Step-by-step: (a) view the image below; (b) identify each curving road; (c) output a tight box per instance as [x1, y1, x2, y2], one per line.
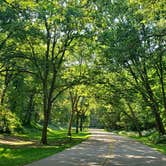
[25, 129, 166, 166]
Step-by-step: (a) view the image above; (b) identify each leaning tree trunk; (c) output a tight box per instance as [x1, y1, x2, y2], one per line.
[127, 58, 165, 135]
[145, 85, 165, 135]
[146, 82, 165, 135]
[155, 53, 166, 115]
[142, 64, 165, 135]
[127, 103, 142, 137]
[151, 102, 165, 135]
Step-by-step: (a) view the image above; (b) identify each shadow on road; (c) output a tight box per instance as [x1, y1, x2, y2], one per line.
[25, 129, 166, 166]
[107, 134, 166, 166]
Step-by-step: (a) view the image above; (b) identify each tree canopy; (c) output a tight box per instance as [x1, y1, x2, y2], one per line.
[0, 0, 166, 144]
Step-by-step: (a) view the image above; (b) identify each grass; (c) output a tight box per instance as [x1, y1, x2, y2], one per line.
[115, 130, 166, 155]
[0, 126, 90, 166]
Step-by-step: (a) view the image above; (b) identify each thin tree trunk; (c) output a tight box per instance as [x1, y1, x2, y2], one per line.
[24, 92, 35, 126]
[0, 70, 12, 105]
[146, 84, 165, 134]
[128, 61, 165, 135]
[68, 110, 74, 137]
[140, 27, 165, 134]
[155, 53, 166, 114]
[127, 103, 142, 137]
[76, 111, 79, 134]
[0, 87, 7, 105]
[68, 91, 80, 137]
[80, 116, 83, 132]
[142, 69, 165, 135]
[151, 102, 165, 135]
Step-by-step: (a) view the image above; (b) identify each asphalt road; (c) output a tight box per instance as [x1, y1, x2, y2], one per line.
[25, 129, 166, 166]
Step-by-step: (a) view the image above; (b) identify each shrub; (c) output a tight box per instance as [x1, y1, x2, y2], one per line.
[142, 129, 156, 137]
[148, 132, 166, 144]
[0, 106, 22, 133]
[157, 135, 166, 144]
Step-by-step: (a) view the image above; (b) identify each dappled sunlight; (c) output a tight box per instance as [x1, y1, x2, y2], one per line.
[125, 155, 157, 159]
[23, 129, 166, 166]
[25, 129, 113, 166]
[0, 135, 35, 146]
[107, 134, 166, 166]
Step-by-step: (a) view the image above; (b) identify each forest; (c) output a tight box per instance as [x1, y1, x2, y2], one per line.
[0, 0, 166, 165]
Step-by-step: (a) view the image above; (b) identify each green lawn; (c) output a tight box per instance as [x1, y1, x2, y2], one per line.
[0, 127, 90, 166]
[116, 131, 166, 155]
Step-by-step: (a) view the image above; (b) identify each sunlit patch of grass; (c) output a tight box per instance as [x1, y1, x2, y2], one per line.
[0, 135, 35, 146]
[0, 146, 64, 166]
[0, 127, 90, 166]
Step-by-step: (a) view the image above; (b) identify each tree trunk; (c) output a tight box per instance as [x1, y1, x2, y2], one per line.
[0, 70, 12, 105]
[68, 110, 74, 137]
[127, 59, 165, 135]
[41, 87, 53, 144]
[40, 17, 50, 145]
[41, 83, 49, 144]
[0, 87, 7, 105]
[160, 77, 166, 114]
[156, 53, 166, 114]
[68, 91, 80, 137]
[145, 78, 165, 134]
[24, 92, 35, 126]
[80, 116, 83, 132]
[41, 111, 49, 144]
[76, 112, 79, 134]
[151, 102, 165, 135]
[34, 112, 39, 123]
[127, 103, 142, 137]
[141, 64, 165, 135]
[144, 78, 165, 135]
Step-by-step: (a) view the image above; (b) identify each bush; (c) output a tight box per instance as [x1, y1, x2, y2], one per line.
[157, 135, 166, 144]
[148, 132, 159, 144]
[142, 129, 156, 137]
[0, 107, 22, 133]
[148, 132, 166, 144]
[118, 131, 127, 135]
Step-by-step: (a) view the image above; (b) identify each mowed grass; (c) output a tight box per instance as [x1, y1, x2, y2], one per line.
[116, 131, 166, 155]
[0, 126, 90, 166]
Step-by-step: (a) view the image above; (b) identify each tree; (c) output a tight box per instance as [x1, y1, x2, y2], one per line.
[0, 0, 95, 143]
[68, 89, 80, 137]
[96, 0, 166, 135]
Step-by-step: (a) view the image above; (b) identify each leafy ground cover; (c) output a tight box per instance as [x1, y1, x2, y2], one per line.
[0, 126, 90, 166]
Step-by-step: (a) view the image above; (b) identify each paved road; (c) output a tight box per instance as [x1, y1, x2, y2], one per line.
[25, 129, 166, 166]
[106, 134, 166, 166]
